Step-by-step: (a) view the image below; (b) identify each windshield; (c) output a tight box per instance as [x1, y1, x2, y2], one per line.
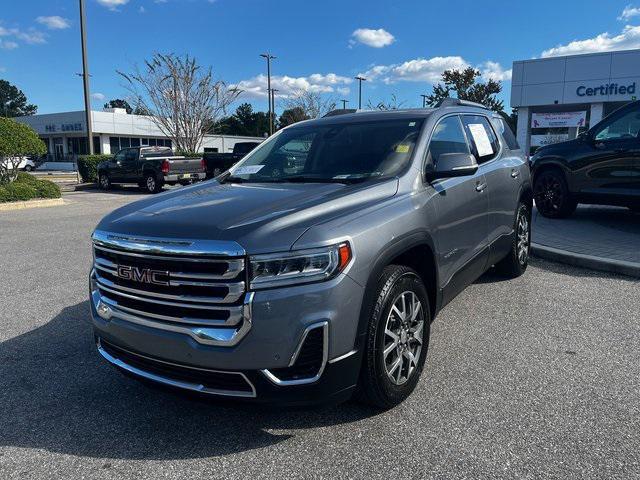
[226, 118, 424, 183]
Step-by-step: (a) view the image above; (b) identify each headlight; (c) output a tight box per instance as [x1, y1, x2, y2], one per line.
[249, 242, 352, 290]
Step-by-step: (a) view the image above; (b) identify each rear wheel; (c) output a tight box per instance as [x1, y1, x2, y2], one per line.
[24, 165, 33, 172]
[495, 202, 530, 278]
[533, 169, 577, 218]
[357, 265, 430, 409]
[143, 173, 162, 194]
[98, 173, 111, 190]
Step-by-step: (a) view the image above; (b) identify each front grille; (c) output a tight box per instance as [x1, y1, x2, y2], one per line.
[91, 231, 250, 346]
[100, 339, 255, 396]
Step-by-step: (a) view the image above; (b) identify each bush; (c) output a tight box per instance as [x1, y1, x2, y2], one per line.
[0, 118, 47, 184]
[0, 173, 61, 203]
[77, 154, 112, 183]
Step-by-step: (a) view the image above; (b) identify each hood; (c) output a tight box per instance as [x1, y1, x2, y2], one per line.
[96, 179, 399, 254]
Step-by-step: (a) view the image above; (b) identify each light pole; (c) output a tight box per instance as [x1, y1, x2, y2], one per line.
[420, 94, 428, 108]
[79, 0, 93, 158]
[354, 76, 366, 109]
[260, 53, 276, 135]
[341, 99, 349, 109]
[271, 88, 279, 129]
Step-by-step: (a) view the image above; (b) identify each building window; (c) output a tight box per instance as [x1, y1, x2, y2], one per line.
[110, 137, 120, 153]
[130, 138, 141, 147]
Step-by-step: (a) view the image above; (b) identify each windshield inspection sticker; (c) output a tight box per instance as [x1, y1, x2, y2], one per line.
[233, 165, 264, 175]
[395, 144, 411, 153]
[467, 124, 494, 157]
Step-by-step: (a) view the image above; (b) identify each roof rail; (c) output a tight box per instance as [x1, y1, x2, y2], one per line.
[438, 98, 487, 109]
[323, 109, 357, 118]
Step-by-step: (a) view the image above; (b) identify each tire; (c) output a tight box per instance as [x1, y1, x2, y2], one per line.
[495, 202, 531, 278]
[98, 173, 111, 190]
[143, 173, 162, 194]
[24, 165, 33, 172]
[357, 265, 431, 409]
[533, 169, 577, 218]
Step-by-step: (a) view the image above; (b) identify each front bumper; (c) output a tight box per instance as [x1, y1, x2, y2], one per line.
[163, 172, 205, 182]
[90, 272, 365, 404]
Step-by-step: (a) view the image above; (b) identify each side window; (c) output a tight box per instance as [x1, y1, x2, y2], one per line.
[594, 108, 640, 141]
[113, 150, 126, 163]
[124, 149, 138, 162]
[461, 115, 500, 163]
[426, 116, 470, 166]
[496, 117, 520, 150]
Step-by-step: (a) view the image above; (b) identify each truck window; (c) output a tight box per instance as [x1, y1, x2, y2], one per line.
[426, 116, 470, 166]
[496, 118, 520, 150]
[460, 115, 500, 163]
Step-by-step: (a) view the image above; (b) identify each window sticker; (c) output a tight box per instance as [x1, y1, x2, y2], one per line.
[233, 165, 264, 175]
[408, 122, 416, 127]
[395, 144, 410, 153]
[468, 124, 494, 157]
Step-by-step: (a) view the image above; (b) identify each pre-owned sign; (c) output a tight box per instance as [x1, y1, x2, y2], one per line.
[531, 112, 586, 128]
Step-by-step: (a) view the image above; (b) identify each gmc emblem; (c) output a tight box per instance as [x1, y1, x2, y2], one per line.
[116, 265, 169, 286]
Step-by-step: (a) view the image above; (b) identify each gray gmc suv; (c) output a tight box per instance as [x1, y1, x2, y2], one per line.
[89, 99, 531, 408]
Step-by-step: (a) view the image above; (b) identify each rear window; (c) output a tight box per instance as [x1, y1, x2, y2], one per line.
[496, 117, 520, 150]
[460, 115, 500, 163]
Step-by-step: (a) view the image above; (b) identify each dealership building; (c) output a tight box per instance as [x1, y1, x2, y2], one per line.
[16, 108, 263, 160]
[511, 48, 640, 154]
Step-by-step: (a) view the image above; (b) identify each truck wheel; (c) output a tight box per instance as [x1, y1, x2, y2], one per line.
[98, 173, 111, 190]
[24, 165, 33, 172]
[533, 169, 577, 218]
[143, 173, 162, 194]
[495, 202, 530, 278]
[357, 265, 430, 409]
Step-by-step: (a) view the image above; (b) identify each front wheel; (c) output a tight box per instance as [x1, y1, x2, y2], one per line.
[357, 265, 430, 409]
[143, 173, 162, 194]
[24, 165, 33, 172]
[495, 202, 531, 278]
[533, 169, 577, 218]
[98, 173, 111, 190]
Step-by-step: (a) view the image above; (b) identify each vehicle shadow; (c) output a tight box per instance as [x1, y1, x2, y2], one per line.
[0, 301, 376, 461]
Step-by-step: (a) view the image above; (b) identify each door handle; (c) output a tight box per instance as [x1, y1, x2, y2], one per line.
[475, 182, 487, 192]
[511, 169, 520, 178]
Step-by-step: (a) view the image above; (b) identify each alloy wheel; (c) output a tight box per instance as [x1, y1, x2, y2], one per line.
[146, 176, 156, 192]
[517, 211, 530, 266]
[534, 174, 563, 214]
[100, 175, 109, 189]
[383, 291, 424, 386]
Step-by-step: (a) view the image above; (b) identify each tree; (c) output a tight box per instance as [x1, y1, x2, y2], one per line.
[425, 67, 504, 112]
[104, 98, 133, 114]
[118, 53, 241, 153]
[367, 94, 406, 111]
[0, 118, 46, 183]
[278, 107, 309, 128]
[0, 80, 37, 117]
[282, 90, 336, 119]
[214, 103, 269, 137]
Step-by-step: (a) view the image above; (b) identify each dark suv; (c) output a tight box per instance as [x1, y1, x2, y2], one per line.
[90, 99, 531, 408]
[531, 101, 640, 218]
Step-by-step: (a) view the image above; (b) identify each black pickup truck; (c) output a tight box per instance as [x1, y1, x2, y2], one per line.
[97, 146, 206, 193]
[203, 141, 261, 178]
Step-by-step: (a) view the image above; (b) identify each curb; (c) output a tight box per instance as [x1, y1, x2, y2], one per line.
[531, 243, 640, 279]
[0, 198, 66, 212]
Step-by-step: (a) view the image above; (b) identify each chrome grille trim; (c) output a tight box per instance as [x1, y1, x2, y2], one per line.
[94, 271, 245, 304]
[91, 230, 250, 346]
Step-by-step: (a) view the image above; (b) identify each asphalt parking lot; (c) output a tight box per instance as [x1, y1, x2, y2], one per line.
[1, 190, 639, 480]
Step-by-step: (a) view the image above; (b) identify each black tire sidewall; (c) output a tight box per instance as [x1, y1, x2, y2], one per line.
[361, 266, 431, 408]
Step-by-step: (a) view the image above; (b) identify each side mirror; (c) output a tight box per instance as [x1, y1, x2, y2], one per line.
[427, 153, 478, 181]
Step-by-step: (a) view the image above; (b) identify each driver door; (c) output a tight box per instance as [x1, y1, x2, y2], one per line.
[580, 105, 640, 199]
[110, 150, 127, 182]
[425, 115, 489, 304]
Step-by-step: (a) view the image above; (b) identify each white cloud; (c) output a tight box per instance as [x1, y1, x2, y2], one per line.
[232, 73, 353, 99]
[97, 0, 130, 11]
[350, 28, 395, 48]
[91, 93, 106, 101]
[361, 56, 469, 84]
[619, 5, 640, 20]
[0, 39, 19, 50]
[36, 16, 70, 30]
[479, 61, 512, 81]
[0, 25, 46, 46]
[139, 6, 146, 13]
[541, 25, 640, 57]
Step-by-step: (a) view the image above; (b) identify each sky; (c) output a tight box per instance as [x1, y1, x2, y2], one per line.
[2, 0, 640, 115]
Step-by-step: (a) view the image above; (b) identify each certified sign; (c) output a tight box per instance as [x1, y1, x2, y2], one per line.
[531, 112, 586, 129]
